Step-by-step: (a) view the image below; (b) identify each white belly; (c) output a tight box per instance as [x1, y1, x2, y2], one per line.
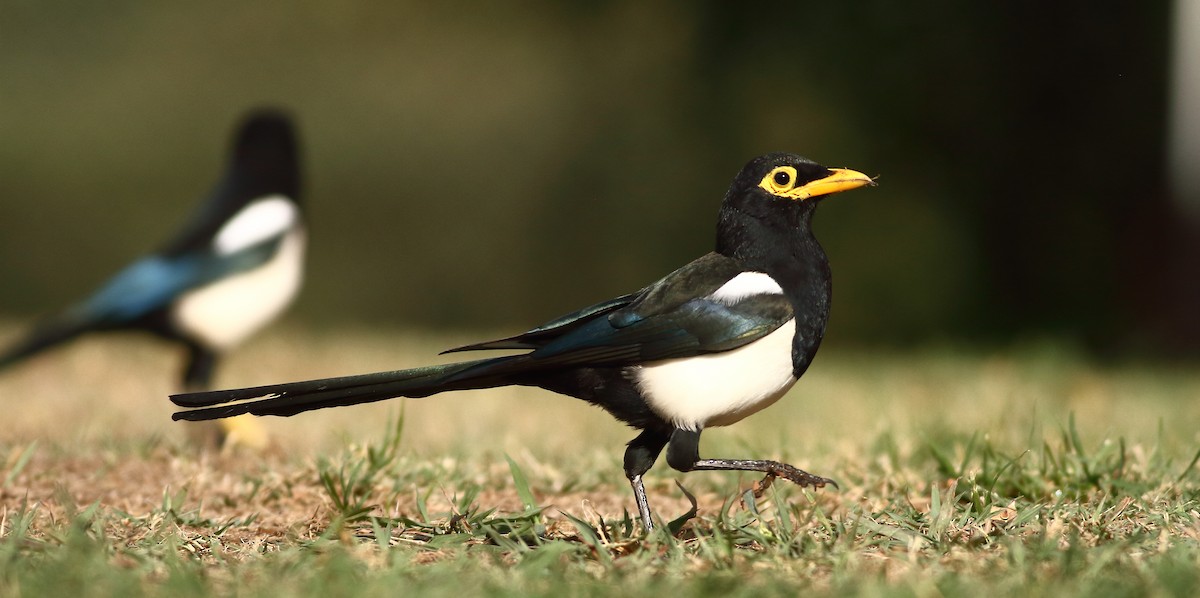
[632, 319, 797, 430]
[172, 228, 305, 350]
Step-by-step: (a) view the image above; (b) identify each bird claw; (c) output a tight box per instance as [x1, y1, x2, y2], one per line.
[768, 463, 838, 491]
[751, 472, 776, 498]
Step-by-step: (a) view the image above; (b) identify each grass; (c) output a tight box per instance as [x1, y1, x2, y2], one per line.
[2, 324, 1200, 596]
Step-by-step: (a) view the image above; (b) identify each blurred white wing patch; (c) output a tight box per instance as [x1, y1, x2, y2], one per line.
[174, 228, 305, 349]
[214, 195, 298, 255]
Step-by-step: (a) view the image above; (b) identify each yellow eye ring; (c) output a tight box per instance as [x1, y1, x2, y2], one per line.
[759, 166, 798, 195]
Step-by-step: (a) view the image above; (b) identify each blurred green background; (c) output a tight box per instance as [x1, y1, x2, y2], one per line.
[1, 1, 1193, 353]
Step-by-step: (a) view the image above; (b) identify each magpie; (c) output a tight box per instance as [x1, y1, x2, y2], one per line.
[170, 153, 872, 529]
[1, 109, 305, 447]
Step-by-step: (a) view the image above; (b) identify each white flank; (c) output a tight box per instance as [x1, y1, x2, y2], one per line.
[213, 195, 298, 255]
[709, 271, 783, 304]
[633, 319, 797, 430]
[173, 228, 305, 349]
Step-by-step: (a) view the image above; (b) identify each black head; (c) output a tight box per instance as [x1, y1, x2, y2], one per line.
[722, 153, 872, 218]
[716, 153, 873, 260]
[228, 108, 301, 204]
[157, 108, 303, 257]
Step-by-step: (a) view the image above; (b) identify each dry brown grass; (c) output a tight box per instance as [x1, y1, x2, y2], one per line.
[3, 320, 1198, 512]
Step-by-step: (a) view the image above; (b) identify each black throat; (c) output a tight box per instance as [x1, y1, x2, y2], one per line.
[715, 199, 831, 377]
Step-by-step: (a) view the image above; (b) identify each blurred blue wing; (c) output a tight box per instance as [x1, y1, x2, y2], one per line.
[77, 236, 280, 325]
[78, 256, 204, 322]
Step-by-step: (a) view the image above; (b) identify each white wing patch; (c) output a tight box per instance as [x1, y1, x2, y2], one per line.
[709, 271, 784, 304]
[214, 195, 298, 255]
[633, 319, 797, 430]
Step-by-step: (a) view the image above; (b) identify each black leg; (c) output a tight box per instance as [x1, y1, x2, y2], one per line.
[666, 428, 701, 472]
[623, 428, 670, 531]
[180, 344, 271, 450]
[666, 427, 837, 490]
[183, 343, 218, 391]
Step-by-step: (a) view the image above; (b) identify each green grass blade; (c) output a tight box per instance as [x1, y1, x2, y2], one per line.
[504, 454, 538, 513]
[667, 480, 699, 535]
[560, 511, 611, 564]
[3, 441, 38, 489]
[1176, 445, 1200, 483]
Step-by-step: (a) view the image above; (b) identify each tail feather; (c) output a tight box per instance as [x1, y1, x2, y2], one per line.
[169, 362, 473, 407]
[170, 357, 515, 421]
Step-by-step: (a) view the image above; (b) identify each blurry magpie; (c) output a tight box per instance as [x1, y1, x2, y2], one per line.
[171, 153, 872, 529]
[1, 109, 304, 446]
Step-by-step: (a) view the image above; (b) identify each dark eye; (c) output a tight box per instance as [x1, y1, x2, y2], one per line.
[773, 171, 791, 186]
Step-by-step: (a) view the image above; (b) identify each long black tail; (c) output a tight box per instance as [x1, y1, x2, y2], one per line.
[170, 356, 521, 421]
[0, 313, 96, 371]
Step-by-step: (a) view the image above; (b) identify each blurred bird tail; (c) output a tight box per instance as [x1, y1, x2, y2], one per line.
[0, 313, 96, 371]
[170, 357, 519, 421]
